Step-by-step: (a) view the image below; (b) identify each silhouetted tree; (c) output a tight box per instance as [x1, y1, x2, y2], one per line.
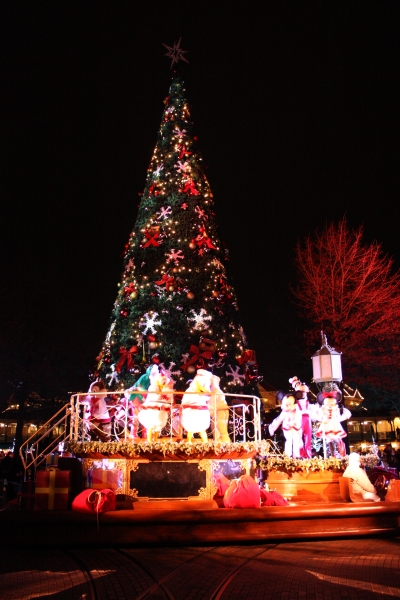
[293, 218, 400, 391]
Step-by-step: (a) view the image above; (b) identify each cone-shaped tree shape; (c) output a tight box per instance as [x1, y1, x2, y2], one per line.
[96, 74, 259, 397]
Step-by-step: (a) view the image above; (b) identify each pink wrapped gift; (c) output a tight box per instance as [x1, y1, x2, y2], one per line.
[87, 469, 123, 491]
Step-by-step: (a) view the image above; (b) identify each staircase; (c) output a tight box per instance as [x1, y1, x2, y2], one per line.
[19, 401, 72, 476]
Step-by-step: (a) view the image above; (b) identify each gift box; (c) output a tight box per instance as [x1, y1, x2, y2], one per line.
[46, 452, 59, 470]
[34, 470, 71, 510]
[87, 468, 123, 491]
[58, 457, 83, 499]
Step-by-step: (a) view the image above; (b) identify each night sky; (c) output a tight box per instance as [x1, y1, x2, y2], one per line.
[1, 2, 399, 400]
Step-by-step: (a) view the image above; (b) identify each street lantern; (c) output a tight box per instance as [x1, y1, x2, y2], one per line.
[311, 332, 342, 388]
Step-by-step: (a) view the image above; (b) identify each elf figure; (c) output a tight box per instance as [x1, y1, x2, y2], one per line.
[138, 365, 174, 442]
[315, 390, 351, 457]
[268, 394, 303, 457]
[181, 368, 213, 443]
[124, 365, 156, 439]
[209, 374, 230, 443]
[85, 379, 111, 441]
[289, 376, 316, 459]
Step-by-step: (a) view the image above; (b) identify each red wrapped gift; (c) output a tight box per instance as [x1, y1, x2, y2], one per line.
[87, 469, 123, 491]
[34, 470, 71, 510]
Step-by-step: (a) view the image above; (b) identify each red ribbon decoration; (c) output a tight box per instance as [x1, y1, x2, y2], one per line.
[180, 344, 213, 372]
[179, 146, 192, 159]
[155, 274, 175, 288]
[143, 230, 161, 247]
[192, 225, 217, 250]
[182, 179, 199, 196]
[116, 345, 139, 373]
[237, 349, 257, 365]
[124, 283, 136, 296]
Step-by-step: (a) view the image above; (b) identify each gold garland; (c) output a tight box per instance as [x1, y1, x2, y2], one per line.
[68, 439, 271, 458]
[258, 454, 379, 474]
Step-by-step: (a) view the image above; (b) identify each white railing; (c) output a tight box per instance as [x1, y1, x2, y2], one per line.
[19, 403, 72, 475]
[69, 390, 262, 443]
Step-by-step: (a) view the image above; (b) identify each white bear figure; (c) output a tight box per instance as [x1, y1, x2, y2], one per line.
[343, 452, 381, 502]
[138, 365, 174, 442]
[209, 374, 230, 443]
[268, 394, 303, 457]
[181, 368, 213, 443]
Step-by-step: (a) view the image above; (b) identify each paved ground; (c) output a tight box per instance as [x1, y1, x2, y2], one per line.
[1, 536, 400, 599]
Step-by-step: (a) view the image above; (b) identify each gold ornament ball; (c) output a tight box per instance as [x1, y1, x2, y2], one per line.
[149, 341, 158, 350]
[168, 285, 175, 292]
[187, 365, 196, 374]
[187, 292, 195, 300]
[130, 291, 137, 299]
[189, 242, 196, 250]
[172, 267, 179, 273]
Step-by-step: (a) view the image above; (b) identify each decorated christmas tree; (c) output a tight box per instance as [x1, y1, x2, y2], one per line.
[95, 69, 260, 399]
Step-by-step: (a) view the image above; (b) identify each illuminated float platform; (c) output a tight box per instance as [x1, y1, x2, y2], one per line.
[6, 441, 399, 548]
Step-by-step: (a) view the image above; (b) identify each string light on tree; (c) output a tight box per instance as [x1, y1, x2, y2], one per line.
[94, 46, 260, 395]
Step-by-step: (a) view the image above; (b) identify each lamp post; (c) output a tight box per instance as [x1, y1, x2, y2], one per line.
[311, 332, 342, 392]
[312, 332, 343, 458]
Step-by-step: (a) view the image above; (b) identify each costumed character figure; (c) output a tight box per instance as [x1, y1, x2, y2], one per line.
[268, 394, 303, 457]
[289, 376, 317, 459]
[343, 452, 381, 502]
[85, 379, 111, 441]
[181, 368, 213, 443]
[124, 365, 155, 439]
[315, 390, 351, 457]
[209, 374, 230, 443]
[137, 365, 174, 442]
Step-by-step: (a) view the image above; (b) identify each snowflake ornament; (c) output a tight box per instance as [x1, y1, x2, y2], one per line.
[174, 127, 187, 139]
[106, 364, 119, 387]
[157, 206, 172, 220]
[165, 248, 184, 265]
[195, 205, 208, 220]
[124, 258, 135, 274]
[188, 308, 212, 331]
[176, 160, 190, 173]
[211, 258, 224, 271]
[139, 312, 162, 335]
[238, 326, 247, 346]
[159, 361, 181, 379]
[225, 365, 246, 387]
[214, 357, 226, 369]
[154, 165, 163, 177]
[181, 352, 190, 365]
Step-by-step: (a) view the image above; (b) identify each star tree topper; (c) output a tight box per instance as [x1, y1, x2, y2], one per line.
[163, 38, 189, 68]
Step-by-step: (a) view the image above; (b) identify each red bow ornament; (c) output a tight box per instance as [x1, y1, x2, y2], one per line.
[143, 230, 161, 247]
[155, 274, 175, 288]
[182, 179, 199, 196]
[116, 345, 139, 373]
[124, 283, 137, 296]
[180, 344, 213, 372]
[192, 225, 217, 250]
